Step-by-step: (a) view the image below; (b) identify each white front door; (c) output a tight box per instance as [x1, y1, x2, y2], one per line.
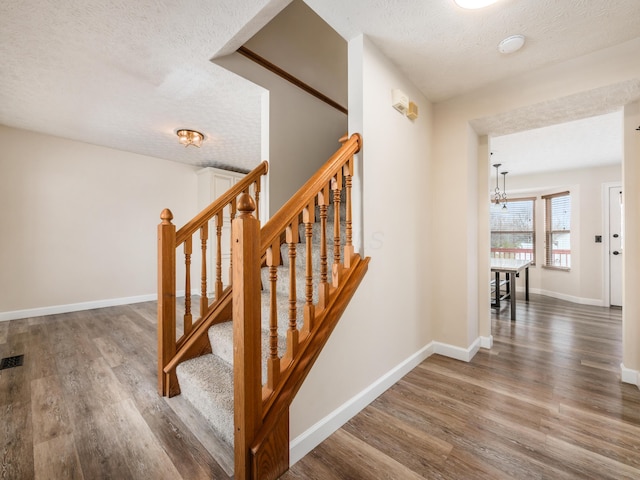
[609, 186, 623, 307]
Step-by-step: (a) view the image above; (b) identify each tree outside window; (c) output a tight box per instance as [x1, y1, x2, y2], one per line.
[490, 198, 535, 264]
[543, 191, 571, 269]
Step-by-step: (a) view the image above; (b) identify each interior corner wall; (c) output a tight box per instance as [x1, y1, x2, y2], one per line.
[623, 100, 640, 373]
[289, 33, 434, 447]
[213, 53, 348, 216]
[0, 125, 199, 316]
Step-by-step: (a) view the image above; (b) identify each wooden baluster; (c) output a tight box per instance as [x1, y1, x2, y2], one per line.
[157, 209, 176, 396]
[215, 212, 223, 299]
[318, 187, 330, 310]
[229, 200, 237, 286]
[302, 201, 315, 334]
[183, 237, 192, 335]
[200, 224, 208, 318]
[331, 171, 343, 286]
[232, 194, 262, 480]
[343, 158, 354, 268]
[254, 179, 261, 222]
[266, 243, 280, 390]
[286, 222, 299, 358]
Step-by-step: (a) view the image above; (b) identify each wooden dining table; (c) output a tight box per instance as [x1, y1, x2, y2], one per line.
[490, 258, 532, 321]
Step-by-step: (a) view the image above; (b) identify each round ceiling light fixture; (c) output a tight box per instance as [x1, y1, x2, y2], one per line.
[454, 0, 500, 9]
[498, 34, 526, 54]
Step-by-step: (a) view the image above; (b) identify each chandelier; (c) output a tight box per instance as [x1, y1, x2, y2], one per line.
[492, 162, 508, 210]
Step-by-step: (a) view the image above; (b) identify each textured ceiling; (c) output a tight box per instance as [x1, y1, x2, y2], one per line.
[0, 0, 290, 170]
[305, 0, 640, 102]
[491, 111, 623, 177]
[1, 0, 640, 171]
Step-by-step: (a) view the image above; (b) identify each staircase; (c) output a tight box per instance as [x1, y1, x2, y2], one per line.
[157, 134, 368, 479]
[175, 193, 345, 455]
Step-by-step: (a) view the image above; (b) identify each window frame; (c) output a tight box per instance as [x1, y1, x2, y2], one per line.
[490, 196, 536, 265]
[542, 191, 571, 270]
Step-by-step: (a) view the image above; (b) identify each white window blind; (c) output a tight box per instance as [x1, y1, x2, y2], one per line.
[490, 198, 536, 264]
[543, 191, 571, 269]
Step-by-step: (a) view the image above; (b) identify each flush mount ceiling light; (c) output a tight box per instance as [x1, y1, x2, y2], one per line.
[454, 0, 500, 9]
[498, 34, 526, 54]
[176, 129, 204, 148]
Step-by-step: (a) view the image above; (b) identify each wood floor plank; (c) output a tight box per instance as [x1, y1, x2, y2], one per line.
[287, 294, 640, 479]
[0, 400, 34, 479]
[4, 293, 640, 479]
[33, 434, 84, 480]
[31, 375, 73, 444]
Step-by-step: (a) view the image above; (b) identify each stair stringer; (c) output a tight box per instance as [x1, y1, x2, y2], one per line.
[250, 253, 370, 479]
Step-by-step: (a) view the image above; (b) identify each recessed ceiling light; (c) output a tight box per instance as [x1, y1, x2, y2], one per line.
[498, 34, 526, 54]
[454, 0, 500, 9]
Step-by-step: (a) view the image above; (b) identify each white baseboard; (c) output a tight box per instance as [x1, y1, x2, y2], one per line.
[530, 288, 604, 307]
[480, 335, 493, 349]
[0, 293, 157, 322]
[620, 363, 639, 388]
[432, 338, 481, 362]
[290, 337, 484, 464]
[289, 341, 435, 465]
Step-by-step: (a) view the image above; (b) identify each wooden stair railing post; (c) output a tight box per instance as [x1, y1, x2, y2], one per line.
[233, 193, 263, 480]
[184, 237, 193, 334]
[343, 158, 354, 268]
[317, 186, 330, 310]
[266, 242, 281, 391]
[158, 209, 177, 396]
[302, 201, 316, 334]
[285, 222, 299, 359]
[331, 173, 343, 286]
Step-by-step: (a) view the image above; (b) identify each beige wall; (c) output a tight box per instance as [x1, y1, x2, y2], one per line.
[0, 125, 198, 316]
[503, 165, 621, 304]
[290, 35, 434, 441]
[432, 38, 640, 347]
[215, 2, 348, 216]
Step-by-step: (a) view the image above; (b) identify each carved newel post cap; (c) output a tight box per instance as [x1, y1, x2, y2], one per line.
[237, 193, 256, 215]
[160, 208, 174, 225]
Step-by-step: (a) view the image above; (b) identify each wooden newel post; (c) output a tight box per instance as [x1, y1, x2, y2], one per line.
[158, 208, 177, 396]
[233, 193, 263, 480]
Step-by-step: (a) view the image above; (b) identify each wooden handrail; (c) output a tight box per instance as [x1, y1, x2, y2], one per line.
[260, 133, 361, 252]
[158, 160, 269, 397]
[158, 133, 368, 479]
[176, 161, 268, 245]
[232, 133, 367, 479]
[237, 46, 348, 116]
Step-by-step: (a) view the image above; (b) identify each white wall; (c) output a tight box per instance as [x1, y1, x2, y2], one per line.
[0, 125, 198, 318]
[289, 34, 434, 460]
[502, 165, 621, 305]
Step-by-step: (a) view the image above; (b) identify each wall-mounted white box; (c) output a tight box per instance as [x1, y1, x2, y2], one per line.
[391, 89, 409, 114]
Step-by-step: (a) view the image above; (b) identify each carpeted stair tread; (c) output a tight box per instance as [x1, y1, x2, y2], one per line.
[208, 320, 288, 385]
[176, 353, 234, 447]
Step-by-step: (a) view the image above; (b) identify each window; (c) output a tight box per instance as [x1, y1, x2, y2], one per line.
[490, 197, 535, 264]
[543, 191, 571, 269]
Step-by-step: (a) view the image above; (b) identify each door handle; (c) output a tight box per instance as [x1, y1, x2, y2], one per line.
[613, 251, 621, 255]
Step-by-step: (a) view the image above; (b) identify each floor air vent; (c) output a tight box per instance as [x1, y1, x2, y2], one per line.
[0, 355, 24, 370]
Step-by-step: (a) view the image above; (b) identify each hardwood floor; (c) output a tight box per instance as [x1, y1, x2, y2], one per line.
[284, 294, 640, 479]
[2, 295, 638, 479]
[0, 302, 231, 480]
